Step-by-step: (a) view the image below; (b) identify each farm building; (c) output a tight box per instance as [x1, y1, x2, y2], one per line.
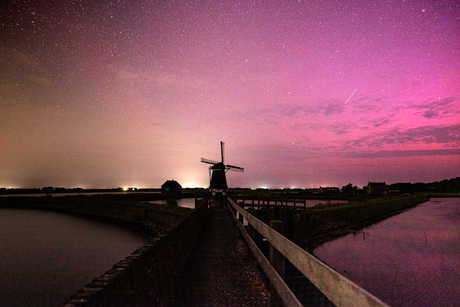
[367, 182, 389, 195]
[319, 186, 341, 194]
[161, 180, 182, 195]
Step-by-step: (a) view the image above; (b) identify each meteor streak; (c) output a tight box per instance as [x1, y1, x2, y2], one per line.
[345, 88, 358, 104]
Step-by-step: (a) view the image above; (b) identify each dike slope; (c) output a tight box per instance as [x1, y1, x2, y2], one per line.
[0, 194, 192, 238]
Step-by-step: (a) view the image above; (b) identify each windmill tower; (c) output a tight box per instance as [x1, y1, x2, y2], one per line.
[201, 141, 244, 196]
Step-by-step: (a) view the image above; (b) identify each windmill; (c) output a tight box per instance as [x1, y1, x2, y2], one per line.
[201, 141, 244, 196]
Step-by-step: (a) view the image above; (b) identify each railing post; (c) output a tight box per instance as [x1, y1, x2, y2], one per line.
[270, 220, 285, 307]
[194, 191, 197, 209]
[247, 208, 256, 241]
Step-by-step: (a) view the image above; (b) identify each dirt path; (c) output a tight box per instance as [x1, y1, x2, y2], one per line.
[172, 207, 270, 306]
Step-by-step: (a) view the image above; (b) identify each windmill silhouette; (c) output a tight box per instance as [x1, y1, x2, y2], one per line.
[201, 141, 244, 196]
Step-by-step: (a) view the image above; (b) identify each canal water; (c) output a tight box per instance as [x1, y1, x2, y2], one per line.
[0, 209, 148, 306]
[314, 198, 460, 306]
[148, 197, 198, 208]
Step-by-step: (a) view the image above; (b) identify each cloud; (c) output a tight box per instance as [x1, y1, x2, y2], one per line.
[422, 97, 459, 119]
[243, 142, 341, 165]
[320, 100, 344, 115]
[7, 48, 41, 69]
[269, 99, 345, 120]
[281, 105, 303, 117]
[423, 110, 437, 118]
[373, 117, 392, 127]
[346, 148, 460, 159]
[409, 96, 459, 119]
[1, 47, 55, 94]
[29, 75, 54, 86]
[346, 124, 460, 148]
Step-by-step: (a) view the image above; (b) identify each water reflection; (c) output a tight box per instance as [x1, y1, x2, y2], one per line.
[0, 209, 147, 306]
[148, 198, 198, 209]
[314, 198, 460, 306]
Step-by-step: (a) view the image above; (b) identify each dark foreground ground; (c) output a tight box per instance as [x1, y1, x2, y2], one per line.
[172, 207, 270, 306]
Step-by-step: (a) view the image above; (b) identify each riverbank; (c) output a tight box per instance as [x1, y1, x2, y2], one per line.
[308, 194, 429, 249]
[0, 194, 192, 238]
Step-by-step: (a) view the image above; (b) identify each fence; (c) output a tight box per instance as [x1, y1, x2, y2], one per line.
[227, 197, 389, 307]
[230, 193, 308, 209]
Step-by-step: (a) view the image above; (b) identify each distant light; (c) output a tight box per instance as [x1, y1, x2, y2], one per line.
[122, 187, 138, 191]
[182, 181, 206, 188]
[183, 184, 200, 188]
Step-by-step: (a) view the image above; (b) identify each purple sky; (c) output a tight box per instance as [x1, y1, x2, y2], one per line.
[1, 1, 459, 189]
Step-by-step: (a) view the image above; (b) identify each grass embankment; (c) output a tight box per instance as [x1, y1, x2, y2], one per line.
[308, 194, 429, 248]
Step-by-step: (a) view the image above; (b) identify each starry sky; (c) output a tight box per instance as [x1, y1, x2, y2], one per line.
[1, 0, 459, 189]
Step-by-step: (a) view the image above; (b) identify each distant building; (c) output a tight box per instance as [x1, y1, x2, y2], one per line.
[319, 186, 341, 194]
[161, 180, 182, 195]
[367, 182, 389, 195]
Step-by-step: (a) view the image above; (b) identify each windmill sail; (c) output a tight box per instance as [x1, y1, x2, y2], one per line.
[221, 141, 225, 163]
[201, 157, 219, 165]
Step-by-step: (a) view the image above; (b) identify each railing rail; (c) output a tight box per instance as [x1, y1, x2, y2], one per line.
[227, 197, 389, 307]
[229, 192, 309, 209]
[227, 198, 303, 306]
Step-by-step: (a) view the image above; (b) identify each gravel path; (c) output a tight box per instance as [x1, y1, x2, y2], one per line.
[172, 207, 270, 306]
